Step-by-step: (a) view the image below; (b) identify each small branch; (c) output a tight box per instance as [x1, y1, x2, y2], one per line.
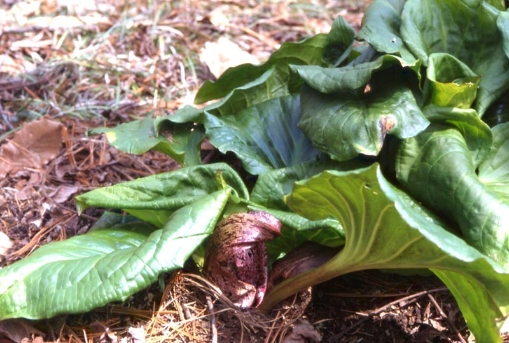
[206, 296, 217, 343]
[427, 293, 466, 343]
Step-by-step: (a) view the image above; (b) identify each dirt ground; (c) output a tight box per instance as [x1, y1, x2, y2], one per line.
[0, 0, 486, 342]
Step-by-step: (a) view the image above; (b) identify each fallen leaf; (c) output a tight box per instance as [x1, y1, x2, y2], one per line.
[200, 37, 259, 79]
[90, 321, 117, 343]
[0, 118, 63, 178]
[0, 319, 44, 343]
[127, 327, 145, 343]
[45, 185, 79, 204]
[281, 319, 322, 343]
[0, 54, 35, 74]
[207, 5, 230, 28]
[0, 232, 13, 258]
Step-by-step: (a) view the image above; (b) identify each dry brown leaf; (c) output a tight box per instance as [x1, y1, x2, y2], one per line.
[207, 5, 230, 28]
[90, 322, 117, 343]
[200, 37, 259, 79]
[9, 0, 41, 21]
[281, 319, 322, 343]
[0, 118, 63, 178]
[45, 185, 79, 204]
[0, 319, 44, 343]
[0, 232, 13, 258]
[0, 54, 35, 75]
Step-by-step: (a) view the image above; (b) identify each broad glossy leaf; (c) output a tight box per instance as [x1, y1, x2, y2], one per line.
[299, 84, 428, 160]
[89, 211, 156, 235]
[161, 67, 290, 127]
[195, 35, 328, 103]
[423, 105, 492, 166]
[396, 125, 509, 267]
[432, 270, 504, 341]
[292, 54, 420, 94]
[157, 105, 203, 125]
[424, 53, 481, 109]
[487, 0, 506, 10]
[356, 0, 417, 64]
[499, 11, 509, 59]
[203, 68, 290, 118]
[76, 163, 248, 226]
[401, 0, 509, 116]
[262, 209, 344, 259]
[479, 122, 509, 199]
[89, 117, 204, 166]
[203, 95, 321, 175]
[0, 189, 230, 320]
[250, 159, 367, 257]
[250, 157, 370, 211]
[323, 15, 355, 66]
[260, 164, 509, 342]
[122, 209, 174, 228]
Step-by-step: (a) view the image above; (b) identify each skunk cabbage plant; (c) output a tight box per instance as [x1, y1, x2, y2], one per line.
[1, 0, 509, 341]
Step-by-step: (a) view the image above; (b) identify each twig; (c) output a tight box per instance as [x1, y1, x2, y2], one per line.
[10, 216, 71, 257]
[206, 296, 218, 343]
[328, 287, 449, 342]
[56, 204, 98, 222]
[427, 293, 466, 343]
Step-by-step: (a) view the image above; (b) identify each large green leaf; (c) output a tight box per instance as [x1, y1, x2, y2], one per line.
[487, 0, 506, 10]
[356, 0, 417, 64]
[195, 35, 328, 104]
[250, 157, 370, 211]
[299, 84, 428, 160]
[203, 95, 322, 175]
[478, 122, 509, 200]
[89, 117, 204, 167]
[423, 104, 492, 166]
[249, 158, 369, 259]
[400, 0, 509, 116]
[396, 124, 509, 267]
[424, 53, 481, 109]
[75, 163, 248, 226]
[0, 190, 230, 320]
[88, 211, 156, 233]
[262, 209, 344, 259]
[499, 11, 509, 59]
[322, 15, 356, 66]
[248, 159, 365, 258]
[159, 67, 291, 128]
[292, 54, 420, 94]
[260, 164, 509, 342]
[202, 68, 290, 118]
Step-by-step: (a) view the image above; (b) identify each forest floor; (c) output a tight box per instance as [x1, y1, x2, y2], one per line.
[0, 0, 480, 342]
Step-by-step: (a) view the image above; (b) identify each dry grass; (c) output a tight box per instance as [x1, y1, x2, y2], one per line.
[0, 0, 369, 131]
